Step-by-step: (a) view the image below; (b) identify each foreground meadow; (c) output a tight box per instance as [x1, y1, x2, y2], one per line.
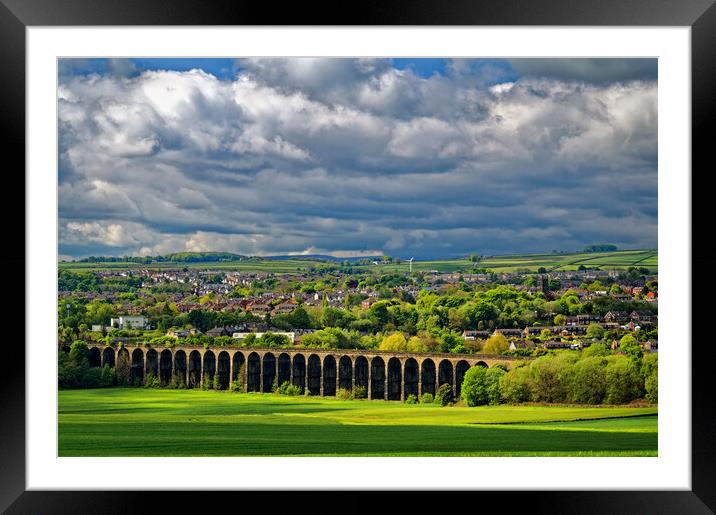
[58, 389, 657, 457]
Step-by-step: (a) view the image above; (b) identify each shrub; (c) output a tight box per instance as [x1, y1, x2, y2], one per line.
[336, 388, 353, 400]
[144, 374, 160, 389]
[277, 381, 302, 396]
[419, 393, 434, 404]
[230, 379, 244, 393]
[434, 384, 454, 406]
[404, 394, 417, 404]
[202, 375, 213, 390]
[81, 367, 103, 388]
[235, 364, 246, 390]
[213, 373, 222, 391]
[353, 385, 367, 399]
[114, 359, 130, 386]
[100, 364, 115, 387]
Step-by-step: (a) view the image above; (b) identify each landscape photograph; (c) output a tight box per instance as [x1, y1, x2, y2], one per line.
[57, 57, 658, 457]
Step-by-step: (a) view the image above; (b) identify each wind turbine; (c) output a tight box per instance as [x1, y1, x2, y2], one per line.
[408, 257, 414, 273]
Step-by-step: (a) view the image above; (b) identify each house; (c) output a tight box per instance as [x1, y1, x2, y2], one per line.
[493, 328, 523, 338]
[271, 301, 296, 315]
[246, 302, 271, 315]
[604, 311, 629, 323]
[110, 315, 148, 330]
[361, 298, 377, 309]
[576, 314, 601, 325]
[543, 340, 572, 350]
[166, 328, 198, 339]
[462, 330, 490, 340]
[643, 340, 658, 353]
[205, 326, 241, 337]
[509, 340, 536, 351]
[630, 311, 656, 324]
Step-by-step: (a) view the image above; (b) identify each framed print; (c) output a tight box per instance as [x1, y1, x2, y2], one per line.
[3, 0, 715, 512]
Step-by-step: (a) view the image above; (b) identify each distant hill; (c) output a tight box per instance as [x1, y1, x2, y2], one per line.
[74, 252, 248, 264]
[70, 251, 381, 264]
[264, 254, 382, 262]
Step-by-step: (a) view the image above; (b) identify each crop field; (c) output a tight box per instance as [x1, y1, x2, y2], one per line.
[58, 249, 657, 274]
[58, 389, 657, 457]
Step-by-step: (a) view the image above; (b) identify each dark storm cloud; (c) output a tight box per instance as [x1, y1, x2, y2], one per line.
[508, 58, 658, 84]
[58, 58, 657, 259]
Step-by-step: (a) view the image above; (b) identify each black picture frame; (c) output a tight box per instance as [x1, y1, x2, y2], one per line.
[2, 0, 713, 512]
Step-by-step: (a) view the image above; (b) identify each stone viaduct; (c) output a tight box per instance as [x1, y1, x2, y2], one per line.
[83, 343, 526, 401]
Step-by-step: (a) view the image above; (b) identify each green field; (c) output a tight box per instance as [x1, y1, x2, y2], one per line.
[58, 389, 657, 457]
[58, 249, 657, 274]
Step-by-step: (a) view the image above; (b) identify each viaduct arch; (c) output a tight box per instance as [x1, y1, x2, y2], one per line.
[83, 343, 526, 401]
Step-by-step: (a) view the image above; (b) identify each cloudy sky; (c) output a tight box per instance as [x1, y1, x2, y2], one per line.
[58, 58, 657, 260]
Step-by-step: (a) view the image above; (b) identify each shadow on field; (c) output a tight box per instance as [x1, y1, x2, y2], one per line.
[58, 422, 658, 457]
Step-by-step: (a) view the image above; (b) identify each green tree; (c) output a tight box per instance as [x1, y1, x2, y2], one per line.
[290, 306, 313, 329]
[85, 299, 117, 325]
[586, 323, 605, 339]
[499, 365, 533, 403]
[605, 355, 643, 404]
[461, 366, 505, 406]
[529, 353, 576, 403]
[379, 332, 408, 351]
[569, 357, 607, 404]
[619, 334, 643, 360]
[482, 333, 509, 355]
[582, 342, 610, 358]
[645, 370, 658, 403]
[461, 365, 489, 406]
[485, 367, 506, 405]
[407, 332, 439, 353]
[69, 340, 89, 365]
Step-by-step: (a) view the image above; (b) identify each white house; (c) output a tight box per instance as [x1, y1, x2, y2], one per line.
[110, 316, 148, 330]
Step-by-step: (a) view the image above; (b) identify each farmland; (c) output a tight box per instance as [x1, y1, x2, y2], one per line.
[58, 249, 657, 274]
[58, 389, 657, 457]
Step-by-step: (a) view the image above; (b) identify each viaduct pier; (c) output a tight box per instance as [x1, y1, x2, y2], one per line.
[80, 343, 526, 401]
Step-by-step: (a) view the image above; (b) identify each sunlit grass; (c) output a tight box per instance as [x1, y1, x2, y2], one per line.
[59, 388, 657, 457]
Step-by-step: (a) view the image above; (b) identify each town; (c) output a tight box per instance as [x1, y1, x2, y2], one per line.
[58, 256, 658, 357]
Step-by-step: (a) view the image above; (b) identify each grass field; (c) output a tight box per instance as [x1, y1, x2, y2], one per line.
[58, 249, 657, 274]
[58, 389, 657, 457]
